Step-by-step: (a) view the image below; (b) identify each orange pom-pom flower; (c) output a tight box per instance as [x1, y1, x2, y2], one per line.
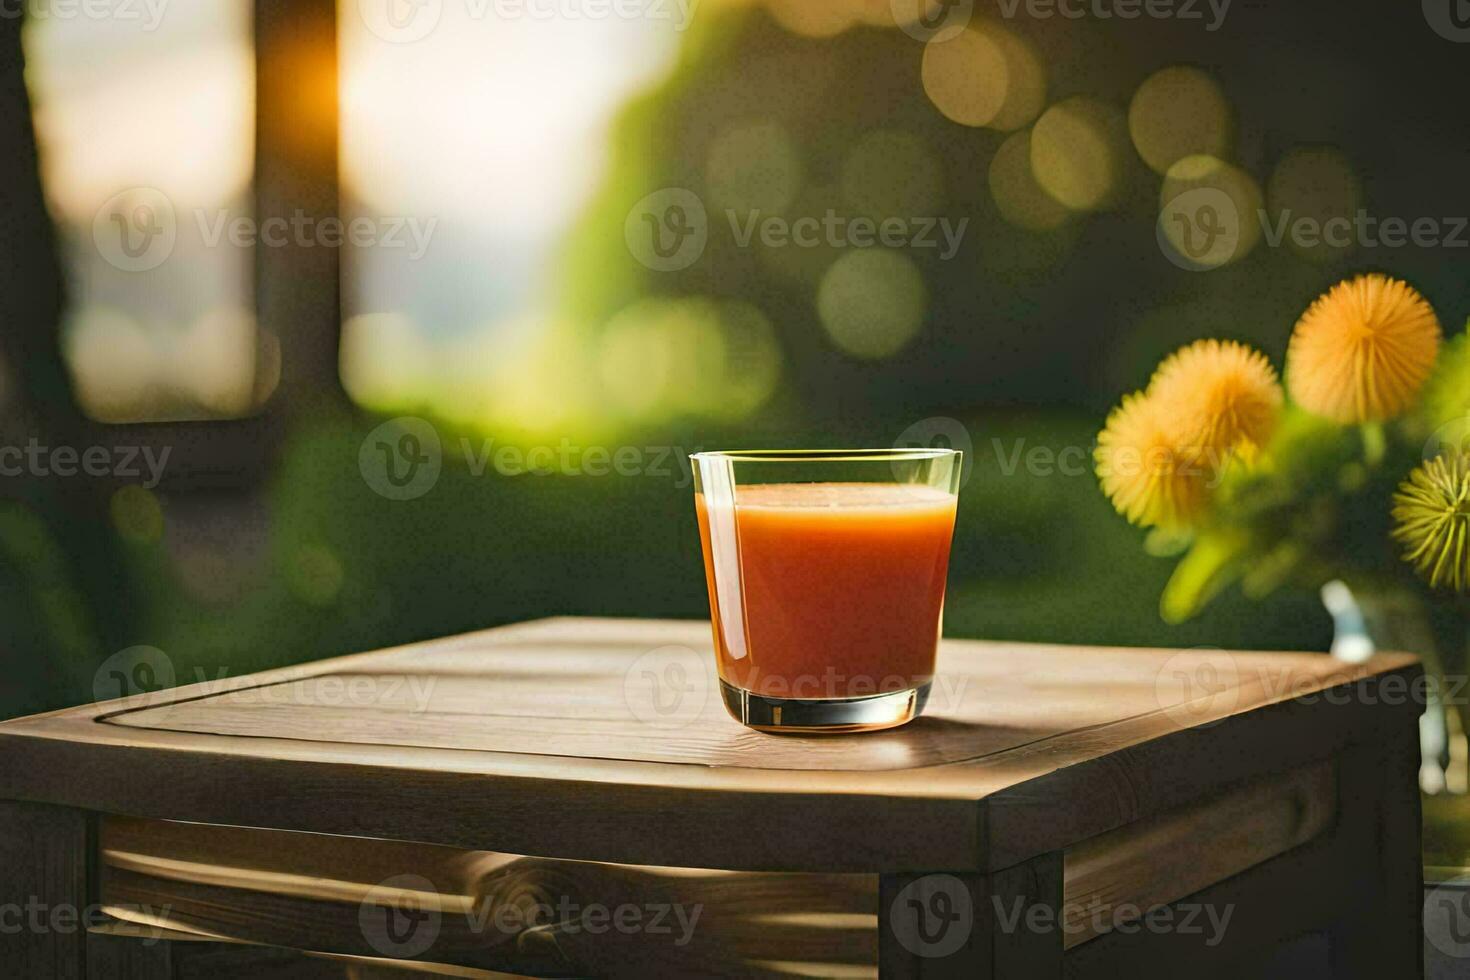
[1286, 274, 1441, 423]
[1149, 339, 1283, 459]
[1095, 392, 1209, 531]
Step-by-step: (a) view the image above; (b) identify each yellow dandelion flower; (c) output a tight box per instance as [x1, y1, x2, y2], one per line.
[1149, 339, 1282, 458]
[1286, 274, 1441, 423]
[1392, 454, 1470, 592]
[1095, 392, 1208, 531]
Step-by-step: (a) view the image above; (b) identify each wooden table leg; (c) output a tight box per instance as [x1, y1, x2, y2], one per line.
[86, 931, 176, 979]
[0, 801, 90, 978]
[1379, 725, 1425, 975]
[879, 851, 1063, 978]
[1329, 724, 1423, 979]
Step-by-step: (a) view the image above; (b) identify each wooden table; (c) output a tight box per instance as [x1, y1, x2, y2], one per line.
[0, 618, 1424, 978]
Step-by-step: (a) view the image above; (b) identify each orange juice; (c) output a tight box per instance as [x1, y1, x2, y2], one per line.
[695, 482, 957, 700]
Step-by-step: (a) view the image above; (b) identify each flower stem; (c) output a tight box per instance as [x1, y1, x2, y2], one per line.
[1361, 421, 1386, 467]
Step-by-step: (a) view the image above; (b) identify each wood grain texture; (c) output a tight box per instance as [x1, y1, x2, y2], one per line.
[1060, 761, 1334, 948]
[0, 801, 89, 979]
[100, 815, 873, 978]
[97, 627, 1407, 773]
[90, 758, 1334, 978]
[1061, 716, 1424, 979]
[0, 618, 1423, 872]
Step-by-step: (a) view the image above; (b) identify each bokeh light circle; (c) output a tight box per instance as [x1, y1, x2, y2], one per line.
[921, 26, 1009, 128]
[767, 0, 860, 38]
[1128, 67, 1232, 174]
[816, 250, 928, 359]
[983, 22, 1046, 131]
[1157, 155, 1263, 270]
[712, 301, 783, 419]
[1030, 97, 1128, 211]
[989, 130, 1071, 231]
[339, 312, 434, 411]
[597, 297, 782, 419]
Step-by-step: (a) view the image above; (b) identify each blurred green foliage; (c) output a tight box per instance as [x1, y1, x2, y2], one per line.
[0, 409, 1331, 719]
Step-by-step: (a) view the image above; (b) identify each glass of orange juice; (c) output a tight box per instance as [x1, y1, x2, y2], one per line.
[690, 449, 961, 733]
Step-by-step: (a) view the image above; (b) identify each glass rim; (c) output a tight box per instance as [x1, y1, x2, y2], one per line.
[690, 448, 960, 463]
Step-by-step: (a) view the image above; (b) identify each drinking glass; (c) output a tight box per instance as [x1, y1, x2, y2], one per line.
[690, 449, 961, 733]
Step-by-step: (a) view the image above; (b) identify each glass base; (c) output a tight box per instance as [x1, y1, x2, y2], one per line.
[718, 679, 931, 734]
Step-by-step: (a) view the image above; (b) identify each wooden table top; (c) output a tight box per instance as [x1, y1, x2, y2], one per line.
[0, 617, 1420, 873]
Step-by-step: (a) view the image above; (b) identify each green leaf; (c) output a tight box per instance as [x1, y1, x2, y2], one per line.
[1160, 530, 1249, 623]
[1143, 526, 1193, 557]
[1240, 542, 1304, 599]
